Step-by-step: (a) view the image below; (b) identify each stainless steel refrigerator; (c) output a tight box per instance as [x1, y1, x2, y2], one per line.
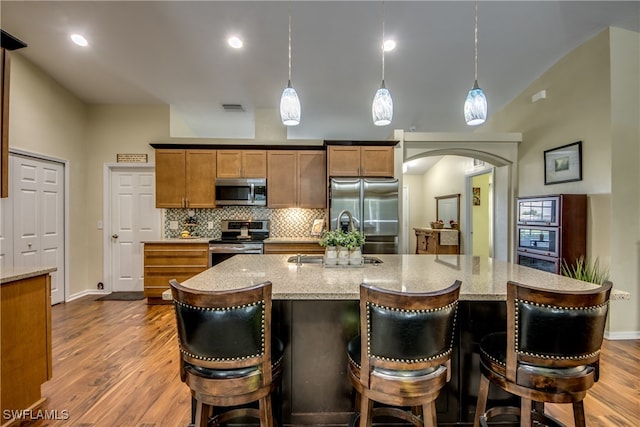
[329, 178, 399, 254]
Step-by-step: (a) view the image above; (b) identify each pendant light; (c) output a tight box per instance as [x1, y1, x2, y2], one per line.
[464, 0, 487, 126]
[372, 1, 392, 126]
[280, 1, 301, 126]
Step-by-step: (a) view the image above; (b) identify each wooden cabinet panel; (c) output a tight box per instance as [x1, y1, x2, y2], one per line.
[328, 146, 394, 178]
[1, 49, 9, 198]
[156, 150, 216, 208]
[155, 149, 186, 208]
[298, 151, 326, 208]
[267, 151, 297, 208]
[242, 150, 267, 177]
[185, 150, 216, 208]
[264, 242, 325, 254]
[217, 150, 266, 178]
[1, 273, 52, 420]
[143, 242, 209, 303]
[268, 150, 326, 209]
[360, 146, 394, 177]
[327, 146, 361, 177]
[415, 229, 460, 255]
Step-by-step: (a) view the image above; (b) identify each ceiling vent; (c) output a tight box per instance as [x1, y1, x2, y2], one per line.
[222, 103, 245, 112]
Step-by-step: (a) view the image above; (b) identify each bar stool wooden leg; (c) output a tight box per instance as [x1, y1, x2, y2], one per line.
[422, 401, 437, 427]
[359, 396, 373, 427]
[473, 374, 490, 427]
[520, 397, 532, 427]
[573, 400, 586, 427]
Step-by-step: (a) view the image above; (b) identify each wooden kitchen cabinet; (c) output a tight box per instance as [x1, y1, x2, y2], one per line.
[267, 150, 326, 208]
[216, 150, 266, 178]
[1, 48, 9, 198]
[415, 228, 460, 255]
[328, 145, 394, 177]
[143, 242, 209, 303]
[155, 149, 216, 208]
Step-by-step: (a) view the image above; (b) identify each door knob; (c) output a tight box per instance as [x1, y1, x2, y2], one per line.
[112, 234, 119, 239]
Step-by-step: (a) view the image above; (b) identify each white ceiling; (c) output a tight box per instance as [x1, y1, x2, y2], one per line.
[2, 1, 638, 141]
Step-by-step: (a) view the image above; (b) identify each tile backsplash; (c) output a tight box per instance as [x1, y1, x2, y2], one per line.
[164, 207, 327, 239]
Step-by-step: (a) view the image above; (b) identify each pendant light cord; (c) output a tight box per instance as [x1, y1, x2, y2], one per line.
[288, 1, 292, 83]
[474, 0, 478, 82]
[381, 0, 386, 82]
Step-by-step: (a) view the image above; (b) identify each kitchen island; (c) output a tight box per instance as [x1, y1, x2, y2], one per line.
[1, 266, 56, 427]
[175, 255, 627, 426]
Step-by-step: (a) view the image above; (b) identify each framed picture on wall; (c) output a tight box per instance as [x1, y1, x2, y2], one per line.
[544, 141, 582, 185]
[473, 187, 481, 206]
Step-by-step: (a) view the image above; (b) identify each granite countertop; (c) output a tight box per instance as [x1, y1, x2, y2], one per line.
[142, 238, 211, 244]
[1, 266, 58, 285]
[175, 254, 629, 301]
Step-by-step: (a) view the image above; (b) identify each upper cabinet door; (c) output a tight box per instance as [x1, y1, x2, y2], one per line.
[155, 150, 186, 208]
[216, 151, 243, 178]
[327, 146, 361, 177]
[267, 151, 297, 208]
[185, 150, 216, 208]
[216, 150, 266, 178]
[242, 150, 267, 178]
[298, 151, 326, 208]
[328, 145, 394, 178]
[360, 146, 394, 177]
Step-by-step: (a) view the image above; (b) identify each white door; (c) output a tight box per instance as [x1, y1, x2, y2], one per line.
[110, 167, 160, 292]
[11, 154, 65, 304]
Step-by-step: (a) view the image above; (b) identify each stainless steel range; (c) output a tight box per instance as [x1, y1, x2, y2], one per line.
[208, 219, 270, 266]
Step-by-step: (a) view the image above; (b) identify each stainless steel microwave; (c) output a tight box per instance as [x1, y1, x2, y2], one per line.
[215, 178, 267, 206]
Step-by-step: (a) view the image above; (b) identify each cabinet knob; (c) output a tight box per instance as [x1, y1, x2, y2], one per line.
[112, 234, 119, 239]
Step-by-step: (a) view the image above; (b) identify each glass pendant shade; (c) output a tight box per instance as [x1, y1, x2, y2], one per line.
[372, 81, 393, 126]
[464, 80, 487, 126]
[280, 80, 301, 126]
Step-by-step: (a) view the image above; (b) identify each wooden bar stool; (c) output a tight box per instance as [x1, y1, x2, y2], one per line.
[170, 279, 283, 427]
[347, 280, 462, 427]
[473, 280, 612, 427]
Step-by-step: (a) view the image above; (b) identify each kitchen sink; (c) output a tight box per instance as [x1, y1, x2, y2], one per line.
[286, 255, 383, 264]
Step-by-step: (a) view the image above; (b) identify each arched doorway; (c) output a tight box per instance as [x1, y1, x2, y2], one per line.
[394, 130, 521, 261]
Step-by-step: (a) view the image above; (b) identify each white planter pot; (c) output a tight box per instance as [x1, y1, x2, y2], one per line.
[324, 246, 338, 265]
[337, 246, 350, 265]
[349, 247, 363, 265]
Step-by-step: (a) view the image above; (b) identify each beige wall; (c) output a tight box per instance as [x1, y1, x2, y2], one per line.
[485, 27, 639, 337]
[84, 105, 170, 290]
[9, 54, 89, 296]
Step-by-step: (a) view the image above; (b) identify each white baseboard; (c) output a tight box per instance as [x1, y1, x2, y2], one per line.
[605, 330, 640, 340]
[66, 289, 109, 302]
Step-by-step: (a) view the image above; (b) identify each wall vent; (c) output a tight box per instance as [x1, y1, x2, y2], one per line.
[222, 103, 245, 112]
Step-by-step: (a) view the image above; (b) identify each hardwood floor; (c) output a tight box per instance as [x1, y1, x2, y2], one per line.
[25, 297, 640, 426]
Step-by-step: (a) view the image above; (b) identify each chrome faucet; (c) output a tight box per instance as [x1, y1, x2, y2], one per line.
[336, 210, 355, 232]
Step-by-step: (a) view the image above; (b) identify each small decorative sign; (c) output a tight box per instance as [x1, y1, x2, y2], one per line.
[117, 154, 148, 163]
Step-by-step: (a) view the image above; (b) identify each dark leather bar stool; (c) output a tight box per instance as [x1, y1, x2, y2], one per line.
[347, 280, 462, 427]
[473, 280, 612, 427]
[170, 279, 284, 427]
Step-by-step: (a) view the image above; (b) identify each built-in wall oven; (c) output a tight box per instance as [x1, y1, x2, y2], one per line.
[209, 219, 269, 266]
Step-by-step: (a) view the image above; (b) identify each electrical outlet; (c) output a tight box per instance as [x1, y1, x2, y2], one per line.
[207, 221, 214, 230]
[169, 221, 179, 230]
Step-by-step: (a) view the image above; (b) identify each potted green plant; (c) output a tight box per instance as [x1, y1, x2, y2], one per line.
[344, 231, 365, 265]
[561, 256, 610, 285]
[320, 230, 345, 265]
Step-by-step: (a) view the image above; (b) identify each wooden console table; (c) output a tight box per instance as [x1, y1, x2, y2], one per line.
[414, 227, 460, 255]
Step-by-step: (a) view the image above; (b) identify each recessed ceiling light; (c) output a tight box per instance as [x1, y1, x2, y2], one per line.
[227, 36, 243, 49]
[383, 39, 396, 52]
[70, 34, 88, 47]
